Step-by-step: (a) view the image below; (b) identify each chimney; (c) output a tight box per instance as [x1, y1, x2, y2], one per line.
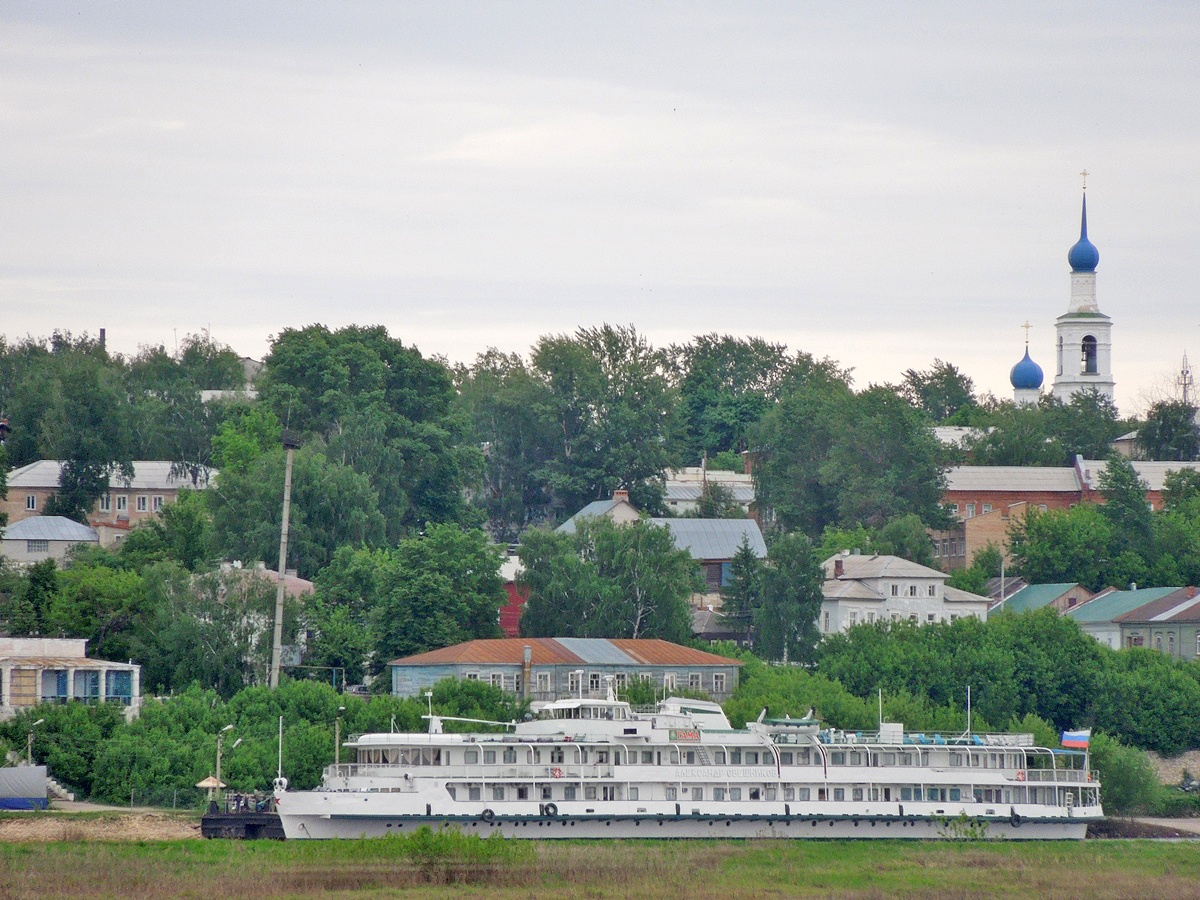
[522, 645, 532, 699]
[613, 489, 630, 503]
[1188, 586, 1197, 599]
[99, 327, 106, 350]
[834, 558, 844, 578]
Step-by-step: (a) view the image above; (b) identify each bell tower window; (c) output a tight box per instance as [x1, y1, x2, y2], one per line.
[1081, 335, 1098, 375]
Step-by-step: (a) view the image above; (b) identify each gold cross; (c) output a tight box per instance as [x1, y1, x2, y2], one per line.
[1022, 321, 1032, 345]
[1080, 169, 1089, 190]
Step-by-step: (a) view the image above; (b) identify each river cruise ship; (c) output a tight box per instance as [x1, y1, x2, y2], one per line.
[274, 691, 1101, 840]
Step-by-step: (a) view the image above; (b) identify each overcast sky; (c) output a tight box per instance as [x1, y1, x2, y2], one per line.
[3, 2, 1197, 413]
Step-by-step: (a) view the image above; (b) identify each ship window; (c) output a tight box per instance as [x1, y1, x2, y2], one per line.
[469, 786, 481, 801]
[629, 787, 639, 800]
[692, 787, 703, 800]
[849, 751, 862, 765]
[797, 749, 811, 765]
[870, 788, 879, 801]
[642, 750, 653, 764]
[833, 788, 844, 801]
[797, 788, 809, 801]
[685, 751, 695, 765]
[949, 788, 961, 802]
[852, 788, 863, 801]
[900, 753, 913, 766]
[446, 786, 456, 800]
[714, 751, 726, 764]
[564, 786, 576, 800]
[503, 748, 517, 764]
[492, 786, 505, 801]
[517, 786, 528, 800]
[551, 748, 564, 764]
[901, 788, 912, 801]
[729, 788, 742, 800]
[541, 786, 552, 800]
[665, 786, 677, 800]
[949, 753, 963, 767]
[765, 788, 777, 801]
[779, 752, 793, 765]
[817, 788, 827, 801]
[714, 788, 725, 801]
[669, 750, 679, 764]
[730, 750, 741, 764]
[784, 788, 794, 801]
[745, 751, 758, 765]
[464, 749, 479, 764]
[585, 785, 597, 800]
[484, 750, 496, 765]
[830, 752, 845, 765]
[597, 751, 609, 764]
[749, 788, 760, 800]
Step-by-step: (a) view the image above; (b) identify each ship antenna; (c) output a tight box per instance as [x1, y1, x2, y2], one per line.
[277, 715, 283, 780]
[966, 686, 972, 736]
[426, 691, 434, 718]
[878, 689, 883, 729]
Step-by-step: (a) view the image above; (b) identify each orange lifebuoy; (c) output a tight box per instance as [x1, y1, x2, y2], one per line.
[1087, 772, 1092, 782]
[1016, 770, 1026, 782]
[551, 767, 563, 779]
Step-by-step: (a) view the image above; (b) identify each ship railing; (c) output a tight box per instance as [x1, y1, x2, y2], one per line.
[1021, 769, 1095, 784]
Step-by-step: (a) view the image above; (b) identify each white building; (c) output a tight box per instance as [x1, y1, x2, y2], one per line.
[1052, 188, 1115, 402]
[819, 553, 989, 635]
[663, 466, 755, 516]
[0, 637, 140, 721]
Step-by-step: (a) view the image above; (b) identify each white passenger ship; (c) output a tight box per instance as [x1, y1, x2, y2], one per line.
[274, 690, 1101, 840]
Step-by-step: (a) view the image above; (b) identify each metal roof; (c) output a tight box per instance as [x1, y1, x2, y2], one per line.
[945, 466, 1080, 493]
[649, 518, 766, 561]
[2, 516, 98, 543]
[1112, 589, 1199, 624]
[822, 580, 883, 601]
[822, 554, 946, 580]
[556, 499, 621, 534]
[389, 638, 740, 668]
[6, 460, 215, 490]
[1067, 587, 1181, 624]
[1078, 458, 1200, 492]
[664, 484, 755, 503]
[992, 583, 1085, 615]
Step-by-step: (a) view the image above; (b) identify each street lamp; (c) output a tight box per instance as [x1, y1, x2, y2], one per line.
[215, 725, 234, 806]
[334, 706, 346, 767]
[27, 719, 44, 765]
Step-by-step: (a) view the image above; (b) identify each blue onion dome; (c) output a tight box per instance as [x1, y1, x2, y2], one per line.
[1010, 347, 1044, 389]
[1067, 193, 1099, 272]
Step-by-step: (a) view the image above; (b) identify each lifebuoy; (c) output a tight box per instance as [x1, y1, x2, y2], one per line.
[1087, 772, 1092, 782]
[481, 808, 495, 823]
[1016, 770, 1026, 781]
[551, 767, 563, 778]
[544, 802, 558, 817]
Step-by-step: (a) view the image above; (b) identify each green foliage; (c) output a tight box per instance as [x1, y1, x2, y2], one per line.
[1089, 731, 1160, 814]
[518, 517, 698, 642]
[369, 524, 505, 663]
[900, 359, 977, 423]
[708, 450, 745, 472]
[753, 533, 824, 663]
[1137, 400, 1200, 462]
[210, 404, 282, 476]
[1008, 504, 1116, 590]
[45, 564, 149, 661]
[719, 537, 761, 638]
[873, 514, 936, 568]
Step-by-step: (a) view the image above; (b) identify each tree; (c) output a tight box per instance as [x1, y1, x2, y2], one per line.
[1044, 391, 1125, 461]
[1007, 505, 1116, 590]
[900, 359, 976, 423]
[518, 518, 698, 642]
[1137, 400, 1200, 461]
[531, 325, 679, 516]
[209, 446, 386, 580]
[44, 564, 150, 662]
[963, 403, 1065, 467]
[753, 533, 824, 663]
[369, 525, 505, 664]
[873, 514, 936, 568]
[720, 537, 761, 639]
[1098, 454, 1153, 557]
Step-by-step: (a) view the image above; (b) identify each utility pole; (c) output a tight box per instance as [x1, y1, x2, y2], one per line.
[270, 430, 301, 689]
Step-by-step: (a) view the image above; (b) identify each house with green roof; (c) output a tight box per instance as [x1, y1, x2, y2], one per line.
[988, 583, 1094, 617]
[1065, 587, 1183, 649]
[1113, 588, 1200, 659]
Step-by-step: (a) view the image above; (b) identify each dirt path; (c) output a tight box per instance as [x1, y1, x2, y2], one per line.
[0, 803, 200, 842]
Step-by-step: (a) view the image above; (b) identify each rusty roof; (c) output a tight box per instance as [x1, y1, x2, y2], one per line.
[390, 637, 740, 668]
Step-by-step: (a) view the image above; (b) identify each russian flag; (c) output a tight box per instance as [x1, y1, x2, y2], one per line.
[1061, 729, 1091, 749]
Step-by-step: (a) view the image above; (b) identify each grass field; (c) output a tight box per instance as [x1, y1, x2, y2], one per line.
[2, 831, 1200, 899]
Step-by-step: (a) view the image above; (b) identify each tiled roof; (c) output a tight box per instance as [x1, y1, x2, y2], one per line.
[1067, 587, 1181, 624]
[389, 638, 741, 668]
[2, 516, 98, 543]
[992, 583, 1084, 614]
[650, 518, 766, 561]
[6, 460, 214, 490]
[945, 466, 1080, 493]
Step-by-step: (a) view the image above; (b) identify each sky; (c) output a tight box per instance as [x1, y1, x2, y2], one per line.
[3, 2, 1198, 414]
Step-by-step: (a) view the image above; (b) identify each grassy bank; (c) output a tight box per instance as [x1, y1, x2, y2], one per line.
[2, 832, 1200, 899]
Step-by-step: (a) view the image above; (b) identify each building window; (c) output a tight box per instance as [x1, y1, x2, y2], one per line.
[73, 670, 100, 701]
[99, 494, 111, 512]
[569, 671, 582, 694]
[1081, 335, 1098, 375]
[688, 672, 701, 689]
[1155, 635, 1163, 651]
[927, 613, 936, 623]
[908, 585, 918, 597]
[153, 496, 164, 511]
[966, 503, 976, 518]
[465, 672, 479, 680]
[135, 495, 147, 512]
[822, 611, 830, 632]
[1169, 634, 1176, 654]
[713, 673, 726, 694]
[662, 673, 676, 691]
[116, 496, 128, 512]
[490, 673, 503, 688]
[27, 540, 49, 553]
[105, 670, 133, 705]
[928, 584, 936, 597]
[25, 495, 36, 511]
[589, 672, 601, 693]
[982, 503, 992, 514]
[891, 585, 899, 597]
[536, 672, 550, 693]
